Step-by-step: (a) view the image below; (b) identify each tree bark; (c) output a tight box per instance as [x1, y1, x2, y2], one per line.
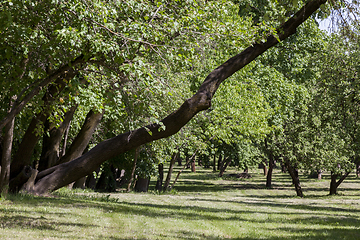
[212, 153, 216, 172]
[31, 0, 327, 195]
[135, 177, 150, 192]
[218, 157, 231, 177]
[217, 154, 223, 171]
[262, 161, 268, 176]
[20, 168, 38, 193]
[9, 166, 33, 193]
[329, 171, 350, 195]
[127, 147, 140, 192]
[191, 159, 196, 173]
[155, 163, 164, 191]
[286, 162, 303, 197]
[0, 100, 15, 194]
[266, 152, 275, 188]
[56, 109, 104, 165]
[163, 152, 178, 191]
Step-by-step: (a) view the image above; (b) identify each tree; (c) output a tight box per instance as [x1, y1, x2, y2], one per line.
[307, 31, 360, 195]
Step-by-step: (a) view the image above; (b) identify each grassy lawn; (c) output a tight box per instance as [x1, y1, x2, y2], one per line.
[1, 166, 360, 239]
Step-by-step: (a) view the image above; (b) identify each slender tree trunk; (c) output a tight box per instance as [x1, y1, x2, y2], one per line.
[163, 152, 178, 191]
[56, 109, 104, 165]
[60, 119, 71, 158]
[355, 157, 360, 178]
[177, 155, 182, 166]
[213, 154, 216, 172]
[191, 158, 196, 173]
[127, 147, 140, 192]
[266, 154, 275, 188]
[286, 162, 303, 197]
[155, 163, 164, 191]
[329, 171, 350, 195]
[0, 99, 15, 194]
[217, 154, 223, 171]
[31, 0, 327, 195]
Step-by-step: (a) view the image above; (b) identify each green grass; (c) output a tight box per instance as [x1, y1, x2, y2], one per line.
[1, 167, 360, 239]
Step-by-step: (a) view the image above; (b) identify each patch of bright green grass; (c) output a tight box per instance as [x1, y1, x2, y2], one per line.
[1, 168, 360, 239]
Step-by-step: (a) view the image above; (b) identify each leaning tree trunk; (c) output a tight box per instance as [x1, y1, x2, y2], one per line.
[0, 100, 15, 194]
[218, 157, 231, 177]
[286, 162, 303, 198]
[163, 152, 178, 191]
[30, 0, 328, 195]
[329, 171, 350, 195]
[56, 109, 104, 165]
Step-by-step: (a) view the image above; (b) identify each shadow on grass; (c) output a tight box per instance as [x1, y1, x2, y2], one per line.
[111, 227, 360, 240]
[0, 214, 96, 231]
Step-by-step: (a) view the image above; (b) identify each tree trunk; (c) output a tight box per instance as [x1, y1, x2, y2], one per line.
[30, 0, 327, 195]
[155, 163, 164, 191]
[85, 167, 100, 189]
[60, 118, 71, 158]
[38, 105, 77, 171]
[191, 159, 196, 173]
[127, 147, 140, 192]
[329, 171, 350, 195]
[355, 157, 360, 178]
[20, 168, 38, 193]
[217, 154, 223, 171]
[56, 109, 104, 165]
[286, 162, 303, 197]
[213, 154, 216, 172]
[9, 166, 34, 193]
[0, 100, 15, 194]
[177, 155, 182, 166]
[73, 177, 87, 189]
[135, 177, 150, 192]
[266, 154, 275, 188]
[163, 152, 178, 191]
[218, 157, 231, 177]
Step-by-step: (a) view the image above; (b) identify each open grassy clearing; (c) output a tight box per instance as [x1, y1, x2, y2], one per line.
[1, 166, 360, 240]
